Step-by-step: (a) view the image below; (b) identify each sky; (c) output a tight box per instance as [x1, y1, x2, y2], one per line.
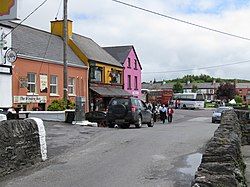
[14, 0, 250, 82]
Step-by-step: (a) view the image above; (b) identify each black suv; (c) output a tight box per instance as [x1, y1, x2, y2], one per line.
[106, 97, 154, 128]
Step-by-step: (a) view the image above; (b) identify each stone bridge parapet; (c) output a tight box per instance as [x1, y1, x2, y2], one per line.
[0, 119, 46, 177]
[192, 110, 249, 187]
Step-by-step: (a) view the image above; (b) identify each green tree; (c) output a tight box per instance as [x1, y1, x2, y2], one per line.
[216, 83, 236, 102]
[235, 95, 243, 104]
[173, 82, 183, 93]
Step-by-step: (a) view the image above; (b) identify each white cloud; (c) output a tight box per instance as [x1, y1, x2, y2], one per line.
[12, 0, 250, 81]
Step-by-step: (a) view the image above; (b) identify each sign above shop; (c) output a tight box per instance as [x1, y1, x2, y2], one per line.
[0, 64, 12, 74]
[13, 96, 47, 104]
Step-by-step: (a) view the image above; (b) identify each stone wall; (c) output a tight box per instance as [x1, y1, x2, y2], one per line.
[235, 110, 250, 145]
[0, 119, 42, 177]
[192, 110, 247, 187]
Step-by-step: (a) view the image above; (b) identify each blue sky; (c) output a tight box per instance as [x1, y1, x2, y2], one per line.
[15, 0, 250, 81]
[171, 0, 250, 14]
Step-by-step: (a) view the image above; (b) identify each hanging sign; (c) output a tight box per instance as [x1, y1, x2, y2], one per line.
[40, 74, 48, 93]
[0, 0, 18, 20]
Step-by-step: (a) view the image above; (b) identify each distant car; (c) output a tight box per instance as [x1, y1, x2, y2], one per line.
[212, 106, 233, 123]
[106, 97, 154, 128]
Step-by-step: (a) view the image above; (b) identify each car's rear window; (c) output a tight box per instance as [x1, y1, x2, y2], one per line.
[110, 98, 130, 106]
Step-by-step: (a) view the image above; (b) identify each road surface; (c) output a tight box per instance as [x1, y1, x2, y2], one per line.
[0, 109, 219, 187]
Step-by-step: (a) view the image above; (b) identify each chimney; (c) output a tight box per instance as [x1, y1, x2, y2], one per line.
[50, 19, 73, 39]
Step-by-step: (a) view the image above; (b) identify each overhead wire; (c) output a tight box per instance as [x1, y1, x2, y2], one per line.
[4, 0, 49, 39]
[112, 0, 250, 41]
[37, 0, 64, 86]
[11, 0, 63, 92]
[143, 59, 250, 74]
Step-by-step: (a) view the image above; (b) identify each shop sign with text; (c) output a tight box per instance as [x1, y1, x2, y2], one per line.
[13, 96, 47, 103]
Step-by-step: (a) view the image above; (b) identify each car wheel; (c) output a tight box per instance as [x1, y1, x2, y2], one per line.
[121, 124, 130, 129]
[108, 123, 115, 128]
[135, 116, 142, 128]
[147, 117, 154, 127]
[211, 119, 215, 123]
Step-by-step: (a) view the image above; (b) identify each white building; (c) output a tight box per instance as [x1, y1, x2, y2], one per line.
[0, 23, 13, 109]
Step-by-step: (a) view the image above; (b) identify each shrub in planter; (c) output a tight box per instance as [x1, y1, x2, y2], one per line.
[47, 99, 75, 111]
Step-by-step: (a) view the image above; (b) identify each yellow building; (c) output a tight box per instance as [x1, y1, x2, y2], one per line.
[51, 20, 130, 111]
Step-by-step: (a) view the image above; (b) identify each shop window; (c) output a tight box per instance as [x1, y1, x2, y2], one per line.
[109, 69, 121, 84]
[68, 77, 75, 95]
[50, 75, 58, 94]
[90, 66, 103, 82]
[27, 73, 36, 93]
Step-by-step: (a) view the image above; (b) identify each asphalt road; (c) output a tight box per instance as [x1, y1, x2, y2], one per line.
[0, 109, 219, 187]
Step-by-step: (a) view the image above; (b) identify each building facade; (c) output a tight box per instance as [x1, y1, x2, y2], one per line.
[51, 20, 131, 111]
[0, 23, 12, 109]
[235, 83, 250, 104]
[104, 45, 142, 98]
[3, 22, 89, 111]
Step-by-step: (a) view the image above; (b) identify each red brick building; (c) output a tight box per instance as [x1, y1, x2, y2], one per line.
[3, 22, 89, 111]
[235, 83, 250, 104]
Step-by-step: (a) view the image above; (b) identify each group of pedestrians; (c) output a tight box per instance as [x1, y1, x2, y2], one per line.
[159, 104, 174, 124]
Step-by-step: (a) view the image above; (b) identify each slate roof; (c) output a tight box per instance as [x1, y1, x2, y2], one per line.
[72, 34, 123, 68]
[236, 83, 250, 89]
[1, 21, 85, 67]
[103, 45, 142, 70]
[103, 46, 132, 65]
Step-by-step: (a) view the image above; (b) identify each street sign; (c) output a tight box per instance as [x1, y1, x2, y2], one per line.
[5, 48, 17, 64]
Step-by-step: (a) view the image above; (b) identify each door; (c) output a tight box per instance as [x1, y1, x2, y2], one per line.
[138, 100, 151, 123]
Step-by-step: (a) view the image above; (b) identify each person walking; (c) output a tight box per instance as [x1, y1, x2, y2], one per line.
[159, 104, 167, 124]
[167, 106, 174, 123]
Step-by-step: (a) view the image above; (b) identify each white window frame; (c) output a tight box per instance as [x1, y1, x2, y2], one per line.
[68, 77, 76, 95]
[50, 75, 58, 95]
[27, 72, 36, 94]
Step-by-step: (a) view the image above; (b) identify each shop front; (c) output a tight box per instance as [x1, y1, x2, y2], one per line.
[89, 84, 131, 111]
[13, 96, 47, 111]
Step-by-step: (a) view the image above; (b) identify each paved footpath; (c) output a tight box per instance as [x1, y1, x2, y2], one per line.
[242, 145, 250, 186]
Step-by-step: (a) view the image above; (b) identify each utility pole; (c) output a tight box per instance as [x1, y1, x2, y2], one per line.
[63, 0, 68, 102]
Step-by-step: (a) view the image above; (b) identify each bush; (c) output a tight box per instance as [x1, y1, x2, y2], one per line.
[235, 95, 243, 104]
[47, 99, 75, 111]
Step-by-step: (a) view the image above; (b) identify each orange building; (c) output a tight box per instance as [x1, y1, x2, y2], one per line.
[3, 22, 89, 111]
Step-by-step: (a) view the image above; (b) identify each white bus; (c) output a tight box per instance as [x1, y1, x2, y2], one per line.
[173, 93, 205, 109]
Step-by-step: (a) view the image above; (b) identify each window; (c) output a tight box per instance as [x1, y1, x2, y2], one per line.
[116, 72, 121, 84]
[134, 59, 137, 70]
[90, 67, 103, 82]
[27, 73, 36, 93]
[109, 69, 121, 84]
[127, 75, 131, 89]
[68, 77, 75, 95]
[134, 76, 138, 90]
[50, 75, 58, 94]
[127, 58, 131, 68]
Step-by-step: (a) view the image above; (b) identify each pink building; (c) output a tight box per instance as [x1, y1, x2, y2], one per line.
[103, 46, 142, 98]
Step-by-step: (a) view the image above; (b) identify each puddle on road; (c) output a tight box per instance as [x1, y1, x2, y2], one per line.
[178, 153, 202, 175]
